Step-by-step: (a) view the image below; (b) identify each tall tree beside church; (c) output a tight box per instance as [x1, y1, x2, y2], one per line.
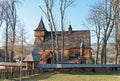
[0, 0, 9, 62]
[101, 0, 118, 64]
[0, 0, 14, 62]
[0, 1, 4, 28]
[60, 0, 74, 63]
[6, 0, 21, 62]
[8, 0, 17, 62]
[115, 0, 120, 64]
[87, 1, 103, 64]
[88, 0, 119, 64]
[40, 0, 74, 63]
[4, 12, 10, 62]
[0, 0, 22, 62]
[40, 0, 58, 63]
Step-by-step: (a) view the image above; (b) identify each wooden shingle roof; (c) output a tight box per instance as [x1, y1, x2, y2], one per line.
[24, 52, 40, 62]
[39, 30, 90, 50]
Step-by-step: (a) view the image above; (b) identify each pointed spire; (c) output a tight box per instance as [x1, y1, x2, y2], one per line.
[34, 17, 47, 31]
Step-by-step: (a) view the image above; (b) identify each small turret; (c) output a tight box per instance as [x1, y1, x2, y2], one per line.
[68, 24, 72, 35]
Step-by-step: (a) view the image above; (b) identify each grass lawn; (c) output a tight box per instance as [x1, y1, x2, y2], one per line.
[1, 71, 120, 81]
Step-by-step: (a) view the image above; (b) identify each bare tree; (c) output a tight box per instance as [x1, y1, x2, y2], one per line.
[0, 0, 13, 62]
[6, 0, 21, 62]
[0, 0, 7, 62]
[0, 1, 4, 28]
[88, 0, 119, 64]
[40, 0, 74, 64]
[59, 0, 74, 63]
[0, 0, 22, 62]
[40, 0, 55, 63]
[4, 16, 10, 62]
[13, 22, 30, 60]
[101, 0, 118, 64]
[8, 0, 17, 62]
[115, 0, 120, 64]
[18, 24, 25, 81]
[87, 1, 105, 64]
[40, 0, 59, 63]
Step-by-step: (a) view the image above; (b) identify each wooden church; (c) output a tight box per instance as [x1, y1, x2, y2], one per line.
[33, 18, 94, 64]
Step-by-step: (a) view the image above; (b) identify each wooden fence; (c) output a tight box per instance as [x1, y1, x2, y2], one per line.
[0, 64, 120, 78]
[0, 68, 42, 79]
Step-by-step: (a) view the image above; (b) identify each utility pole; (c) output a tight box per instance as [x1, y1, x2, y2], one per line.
[20, 27, 24, 81]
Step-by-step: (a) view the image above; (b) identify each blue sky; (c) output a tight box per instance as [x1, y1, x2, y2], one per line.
[0, 0, 97, 46]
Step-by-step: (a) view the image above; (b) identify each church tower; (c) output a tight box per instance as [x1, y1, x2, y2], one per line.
[34, 17, 47, 45]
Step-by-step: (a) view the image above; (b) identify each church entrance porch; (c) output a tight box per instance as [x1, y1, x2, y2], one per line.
[47, 58, 52, 64]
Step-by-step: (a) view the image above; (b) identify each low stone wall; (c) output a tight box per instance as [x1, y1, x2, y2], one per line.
[37, 64, 120, 73]
[42, 67, 119, 73]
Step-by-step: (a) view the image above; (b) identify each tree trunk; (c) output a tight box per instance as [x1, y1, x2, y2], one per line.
[5, 20, 9, 62]
[101, 39, 107, 64]
[61, 14, 64, 63]
[60, 0, 74, 63]
[56, 35, 59, 64]
[61, 30, 64, 63]
[115, 0, 119, 64]
[104, 41, 107, 64]
[115, 44, 119, 64]
[96, 37, 100, 64]
[50, 28, 55, 64]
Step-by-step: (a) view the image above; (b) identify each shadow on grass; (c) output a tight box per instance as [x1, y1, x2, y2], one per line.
[1, 71, 120, 81]
[10, 72, 55, 81]
[66, 71, 120, 76]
